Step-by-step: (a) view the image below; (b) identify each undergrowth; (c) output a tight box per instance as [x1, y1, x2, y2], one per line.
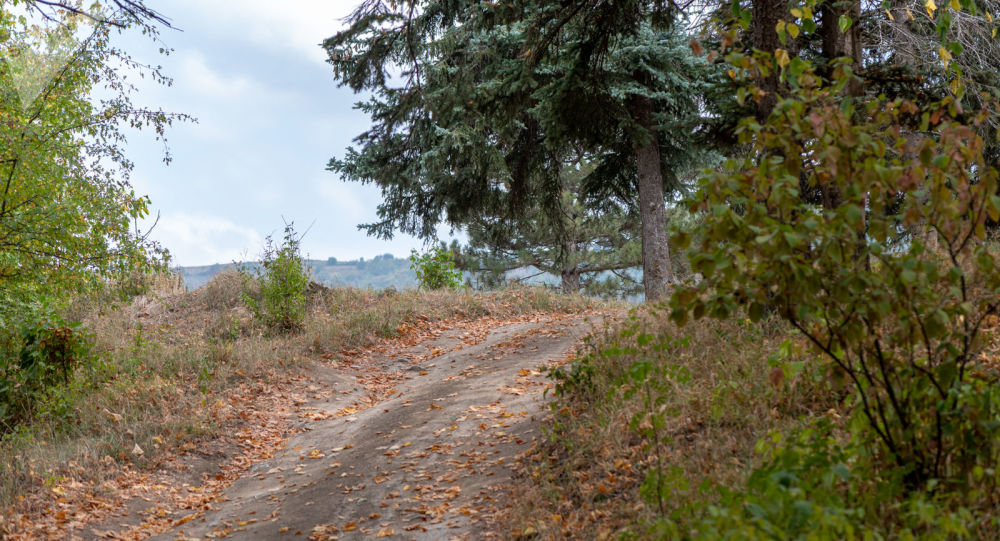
[0, 271, 604, 513]
[507, 307, 837, 539]
[509, 303, 1000, 539]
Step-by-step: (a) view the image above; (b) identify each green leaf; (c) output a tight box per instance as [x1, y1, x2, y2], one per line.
[838, 14, 853, 33]
[783, 231, 803, 247]
[831, 463, 851, 481]
[844, 204, 864, 225]
[692, 302, 706, 321]
[936, 361, 957, 387]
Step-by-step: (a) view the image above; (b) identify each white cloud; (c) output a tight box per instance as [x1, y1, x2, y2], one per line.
[170, 0, 354, 65]
[315, 178, 365, 221]
[175, 52, 255, 99]
[152, 212, 263, 266]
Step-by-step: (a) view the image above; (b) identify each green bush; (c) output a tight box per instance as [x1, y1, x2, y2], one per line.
[409, 245, 462, 290]
[243, 223, 311, 333]
[0, 309, 92, 430]
[670, 35, 1000, 530]
[691, 421, 975, 540]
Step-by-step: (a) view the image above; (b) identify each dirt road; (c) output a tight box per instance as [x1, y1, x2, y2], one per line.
[131, 312, 602, 540]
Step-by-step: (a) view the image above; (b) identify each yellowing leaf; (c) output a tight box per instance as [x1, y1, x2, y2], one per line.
[775, 48, 791, 69]
[789, 7, 803, 18]
[939, 46, 953, 66]
[926, 0, 937, 18]
[787, 23, 800, 38]
[950, 0, 960, 10]
[906, 6, 915, 19]
[885, 8, 895, 20]
[987, 11, 994, 22]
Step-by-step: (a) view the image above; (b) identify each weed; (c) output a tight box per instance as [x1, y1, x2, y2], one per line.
[410, 245, 462, 290]
[242, 222, 311, 333]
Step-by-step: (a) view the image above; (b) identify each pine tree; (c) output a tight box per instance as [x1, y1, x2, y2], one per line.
[456, 165, 643, 295]
[324, 0, 718, 301]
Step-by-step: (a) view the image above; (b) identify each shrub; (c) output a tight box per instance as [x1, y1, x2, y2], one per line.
[0, 309, 92, 429]
[672, 50, 1000, 499]
[242, 223, 311, 333]
[409, 245, 462, 290]
[199, 269, 245, 310]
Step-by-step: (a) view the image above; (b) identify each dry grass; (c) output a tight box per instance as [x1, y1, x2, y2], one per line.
[503, 306, 839, 539]
[0, 273, 614, 513]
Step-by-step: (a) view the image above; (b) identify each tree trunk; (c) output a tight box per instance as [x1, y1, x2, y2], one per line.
[630, 94, 672, 302]
[821, 0, 863, 96]
[752, 0, 787, 121]
[560, 269, 581, 293]
[821, 0, 866, 266]
[560, 236, 581, 293]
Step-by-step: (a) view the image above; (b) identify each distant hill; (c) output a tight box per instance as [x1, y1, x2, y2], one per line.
[175, 254, 633, 296]
[176, 254, 417, 291]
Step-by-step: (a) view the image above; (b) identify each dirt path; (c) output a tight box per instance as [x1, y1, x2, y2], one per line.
[124, 312, 602, 540]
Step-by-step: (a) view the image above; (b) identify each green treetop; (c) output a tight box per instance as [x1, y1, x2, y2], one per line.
[325, 0, 718, 301]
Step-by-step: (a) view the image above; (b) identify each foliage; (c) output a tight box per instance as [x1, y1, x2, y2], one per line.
[0, 307, 92, 430]
[692, 420, 977, 540]
[501, 0, 1000, 534]
[672, 0, 1000, 507]
[324, 0, 720, 300]
[516, 301, 1000, 537]
[0, 3, 185, 340]
[242, 223, 311, 333]
[457, 166, 643, 295]
[409, 245, 462, 290]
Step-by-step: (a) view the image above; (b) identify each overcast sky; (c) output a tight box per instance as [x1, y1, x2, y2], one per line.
[115, 1, 448, 266]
